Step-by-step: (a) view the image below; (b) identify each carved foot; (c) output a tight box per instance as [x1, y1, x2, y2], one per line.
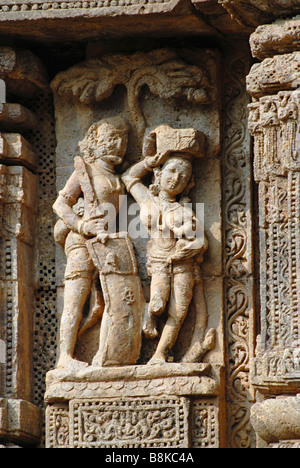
[143, 306, 159, 339]
[181, 328, 216, 363]
[147, 356, 166, 366]
[56, 356, 89, 371]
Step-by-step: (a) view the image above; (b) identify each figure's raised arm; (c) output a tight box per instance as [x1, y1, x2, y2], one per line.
[122, 159, 153, 204]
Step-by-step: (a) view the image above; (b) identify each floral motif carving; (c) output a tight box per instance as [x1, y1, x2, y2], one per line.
[70, 397, 189, 448]
[222, 48, 255, 448]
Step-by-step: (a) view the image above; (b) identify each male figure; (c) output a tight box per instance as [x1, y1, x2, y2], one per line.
[53, 117, 138, 370]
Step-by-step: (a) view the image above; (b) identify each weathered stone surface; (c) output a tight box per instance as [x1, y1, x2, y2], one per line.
[250, 16, 300, 60]
[2, 0, 299, 450]
[0, 0, 216, 41]
[0, 46, 49, 97]
[0, 398, 41, 446]
[219, 0, 300, 28]
[46, 394, 220, 448]
[247, 12, 300, 449]
[247, 52, 300, 99]
[0, 133, 37, 171]
[0, 103, 39, 132]
[43, 42, 226, 448]
[251, 396, 300, 444]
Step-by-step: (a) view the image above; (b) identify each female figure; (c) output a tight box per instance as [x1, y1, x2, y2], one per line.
[122, 125, 209, 365]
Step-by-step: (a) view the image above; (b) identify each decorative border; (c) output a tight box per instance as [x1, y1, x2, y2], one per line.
[222, 44, 255, 448]
[0, 0, 172, 13]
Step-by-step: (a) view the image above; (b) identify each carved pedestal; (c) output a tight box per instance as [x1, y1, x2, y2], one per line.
[45, 364, 222, 448]
[246, 15, 300, 447]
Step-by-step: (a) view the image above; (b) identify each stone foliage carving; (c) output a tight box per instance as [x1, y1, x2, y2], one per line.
[51, 48, 212, 147]
[46, 395, 220, 448]
[70, 397, 189, 448]
[221, 45, 255, 448]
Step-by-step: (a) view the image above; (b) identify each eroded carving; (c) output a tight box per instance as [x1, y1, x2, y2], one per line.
[123, 124, 215, 365]
[51, 48, 212, 146]
[70, 397, 190, 448]
[47, 46, 221, 449]
[53, 117, 145, 370]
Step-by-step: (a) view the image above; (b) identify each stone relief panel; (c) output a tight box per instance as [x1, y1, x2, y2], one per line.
[46, 395, 221, 448]
[45, 46, 224, 448]
[49, 47, 222, 372]
[69, 397, 190, 448]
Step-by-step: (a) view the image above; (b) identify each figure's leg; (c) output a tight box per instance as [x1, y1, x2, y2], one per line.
[148, 271, 194, 364]
[78, 276, 104, 338]
[143, 272, 171, 339]
[57, 276, 92, 370]
[181, 277, 215, 363]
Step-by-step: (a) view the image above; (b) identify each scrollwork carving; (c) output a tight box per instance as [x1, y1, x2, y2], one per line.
[222, 48, 255, 448]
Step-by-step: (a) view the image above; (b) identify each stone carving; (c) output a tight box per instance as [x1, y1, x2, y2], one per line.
[192, 400, 218, 448]
[46, 45, 222, 448]
[53, 117, 145, 370]
[51, 48, 211, 145]
[248, 92, 299, 381]
[69, 397, 189, 448]
[251, 395, 300, 445]
[46, 404, 70, 448]
[221, 46, 255, 449]
[123, 124, 215, 365]
[0, 46, 48, 447]
[246, 52, 300, 100]
[0, 0, 177, 14]
[246, 14, 300, 449]
[0, 46, 49, 97]
[250, 16, 300, 60]
[46, 395, 221, 448]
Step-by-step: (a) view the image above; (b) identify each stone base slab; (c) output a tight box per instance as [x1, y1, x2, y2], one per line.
[0, 398, 41, 446]
[45, 363, 221, 402]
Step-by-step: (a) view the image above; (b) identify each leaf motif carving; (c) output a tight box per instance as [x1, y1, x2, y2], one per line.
[51, 49, 211, 142]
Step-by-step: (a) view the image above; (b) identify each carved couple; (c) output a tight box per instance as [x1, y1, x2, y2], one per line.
[54, 117, 214, 371]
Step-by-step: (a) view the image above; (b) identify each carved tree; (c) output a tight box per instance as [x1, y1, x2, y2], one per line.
[51, 49, 211, 145]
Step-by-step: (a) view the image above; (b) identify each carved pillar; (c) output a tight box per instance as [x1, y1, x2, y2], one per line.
[0, 47, 49, 447]
[246, 17, 300, 447]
